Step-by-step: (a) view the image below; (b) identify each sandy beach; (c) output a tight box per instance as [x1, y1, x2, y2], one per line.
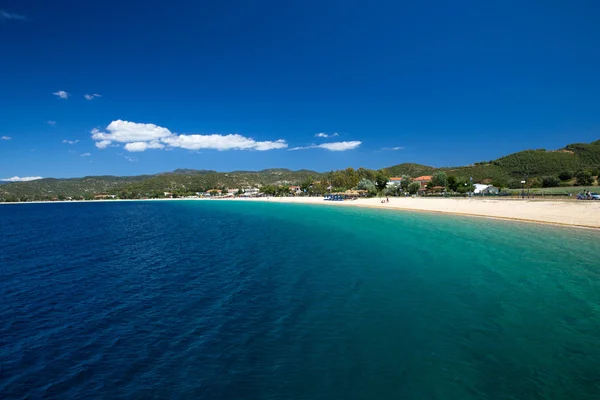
[225, 196, 600, 229]
[3, 196, 600, 229]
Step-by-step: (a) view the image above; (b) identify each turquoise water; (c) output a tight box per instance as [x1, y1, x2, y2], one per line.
[1, 200, 599, 398]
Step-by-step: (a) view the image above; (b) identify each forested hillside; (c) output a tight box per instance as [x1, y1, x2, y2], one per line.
[0, 169, 322, 201]
[490, 142, 600, 177]
[0, 176, 150, 200]
[1, 139, 599, 201]
[118, 169, 320, 198]
[385, 140, 600, 186]
[383, 163, 436, 178]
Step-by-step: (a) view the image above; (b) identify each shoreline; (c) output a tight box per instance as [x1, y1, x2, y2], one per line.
[231, 197, 600, 230]
[2, 196, 600, 230]
[328, 201, 600, 230]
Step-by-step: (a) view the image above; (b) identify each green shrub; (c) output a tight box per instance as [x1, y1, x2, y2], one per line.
[357, 179, 377, 195]
[542, 176, 560, 187]
[575, 170, 594, 186]
[530, 178, 542, 188]
[558, 170, 573, 181]
[431, 172, 448, 188]
[447, 175, 459, 191]
[408, 182, 421, 194]
[508, 180, 522, 189]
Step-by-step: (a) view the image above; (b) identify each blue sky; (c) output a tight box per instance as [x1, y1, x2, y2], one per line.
[1, 0, 599, 180]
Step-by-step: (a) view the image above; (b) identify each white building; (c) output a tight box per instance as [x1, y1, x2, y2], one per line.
[473, 184, 499, 195]
[244, 188, 260, 196]
[386, 177, 403, 188]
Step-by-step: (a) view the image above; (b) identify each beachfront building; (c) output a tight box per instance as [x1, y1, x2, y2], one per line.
[289, 186, 302, 195]
[474, 184, 499, 195]
[243, 187, 260, 197]
[386, 177, 403, 188]
[412, 176, 433, 189]
[94, 194, 116, 199]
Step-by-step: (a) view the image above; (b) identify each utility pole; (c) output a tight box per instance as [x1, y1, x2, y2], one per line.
[469, 176, 473, 197]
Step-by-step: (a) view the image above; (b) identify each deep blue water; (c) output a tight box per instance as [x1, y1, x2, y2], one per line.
[1, 201, 599, 399]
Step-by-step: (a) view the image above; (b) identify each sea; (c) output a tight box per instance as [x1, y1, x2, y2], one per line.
[1, 200, 599, 399]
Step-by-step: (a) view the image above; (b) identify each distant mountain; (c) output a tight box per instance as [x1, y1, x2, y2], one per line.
[1, 140, 599, 201]
[385, 140, 600, 182]
[0, 169, 322, 200]
[161, 169, 217, 175]
[0, 175, 151, 199]
[383, 163, 437, 178]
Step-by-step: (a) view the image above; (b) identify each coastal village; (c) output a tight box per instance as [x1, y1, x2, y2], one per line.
[90, 175, 500, 201]
[3, 172, 596, 202]
[3, 140, 600, 203]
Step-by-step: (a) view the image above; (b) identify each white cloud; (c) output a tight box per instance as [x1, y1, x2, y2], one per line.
[289, 141, 362, 152]
[92, 120, 172, 145]
[253, 139, 288, 151]
[47, 120, 56, 126]
[84, 93, 101, 100]
[123, 142, 147, 152]
[1, 176, 43, 182]
[1, 10, 26, 20]
[95, 140, 112, 149]
[318, 141, 361, 151]
[53, 90, 69, 99]
[91, 120, 288, 152]
[382, 146, 405, 151]
[62, 139, 79, 145]
[124, 141, 164, 152]
[1, 136, 11, 140]
[314, 132, 340, 138]
[162, 134, 287, 151]
[80, 153, 91, 157]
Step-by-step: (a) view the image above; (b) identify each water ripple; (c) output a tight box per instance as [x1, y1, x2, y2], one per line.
[1, 201, 599, 399]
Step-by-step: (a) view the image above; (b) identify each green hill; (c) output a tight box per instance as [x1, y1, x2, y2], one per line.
[0, 175, 150, 200]
[1, 139, 599, 201]
[386, 140, 600, 182]
[120, 169, 320, 196]
[383, 163, 436, 178]
[0, 169, 322, 200]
